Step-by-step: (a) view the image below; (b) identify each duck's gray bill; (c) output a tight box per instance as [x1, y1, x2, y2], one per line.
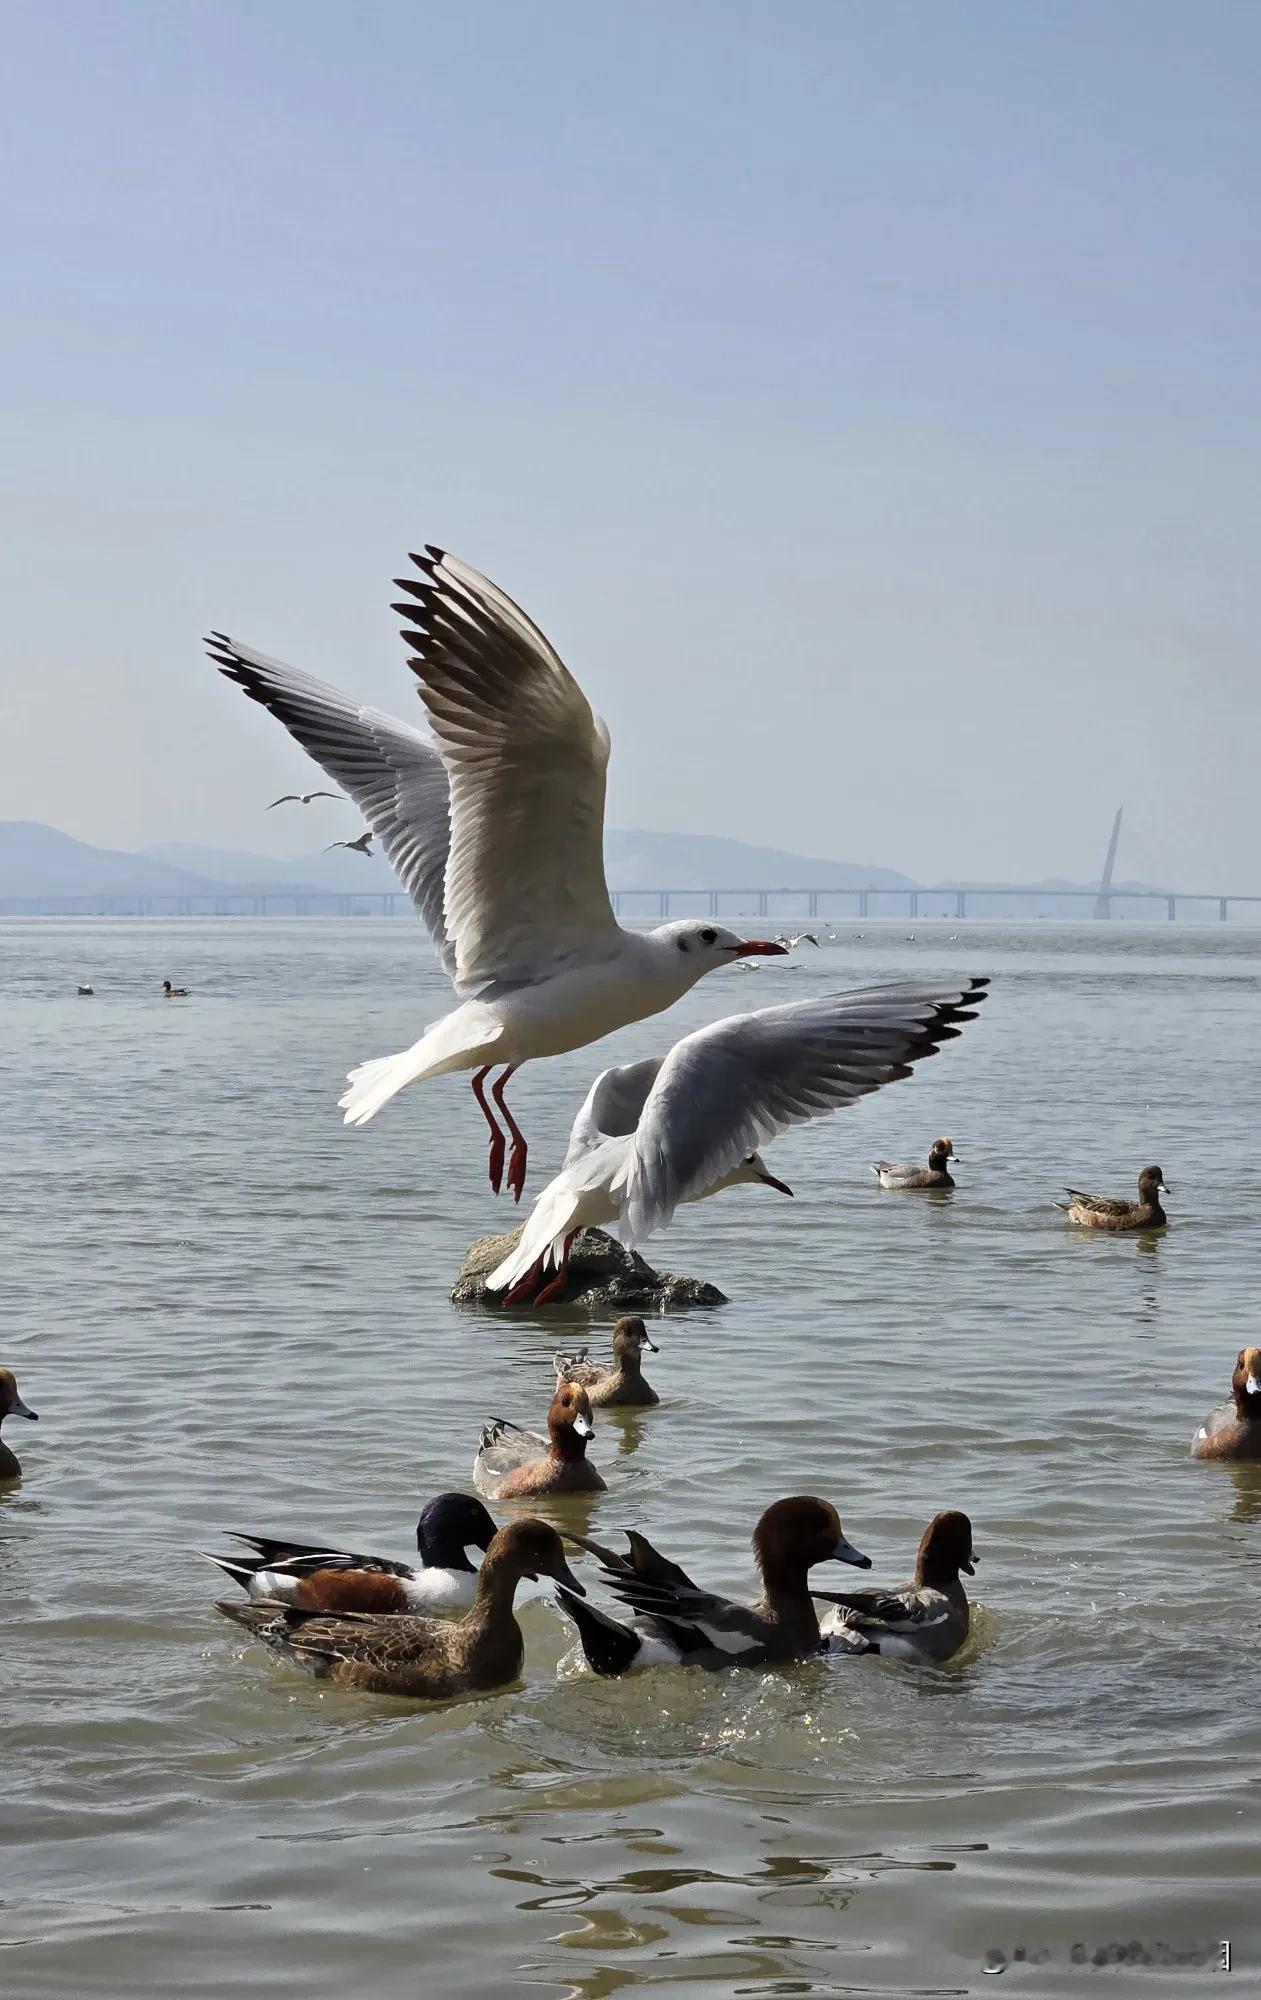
[12, 1397, 37, 1421]
[833, 1535, 872, 1570]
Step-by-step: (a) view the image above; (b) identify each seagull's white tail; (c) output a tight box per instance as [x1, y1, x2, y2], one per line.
[338, 1003, 503, 1127]
[488, 1181, 584, 1292]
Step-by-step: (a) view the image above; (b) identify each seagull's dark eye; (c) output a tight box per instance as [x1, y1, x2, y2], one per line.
[700, 927, 716, 945]
[744, 1154, 756, 1165]
[676, 936, 689, 952]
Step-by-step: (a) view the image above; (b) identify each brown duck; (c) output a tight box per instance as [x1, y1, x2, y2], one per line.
[554, 1317, 660, 1408]
[872, 1137, 957, 1190]
[556, 1496, 871, 1673]
[1192, 1348, 1261, 1461]
[0, 1369, 38, 1481]
[216, 1518, 583, 1697]
[816, 1510, 977, 1663]
[474, 1381, 606, 1498]
[1058, 1166, 1168, 1231]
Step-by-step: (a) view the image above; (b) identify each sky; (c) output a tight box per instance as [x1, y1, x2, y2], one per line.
[2, 0, 1259, 888]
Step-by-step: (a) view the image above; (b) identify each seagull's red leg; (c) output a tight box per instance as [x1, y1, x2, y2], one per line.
[533, 1231, 578, 1308]
[490, 1065, 527, 1202]
[500, 1256, 545, 1307]
[471, 1066, 505, 1193]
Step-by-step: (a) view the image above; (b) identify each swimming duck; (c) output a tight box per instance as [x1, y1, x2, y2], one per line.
[872, 1137, 957, 1190]
[554, 1317, 660, 1408]
[816, 1510, 977, 1662]
[217, 1518, 584, 1698]
[474, 1382, 606, 1498]
[556, 1496, 871, 1674]
[1057, 1166, 1168, 1231]
[162, 980, 190, 998]
[77, 982, 94, 995]
[201, 1491, 499, 1613]
[1191, 1348, 1261, 1461]
[0, 1369, 38, 1481]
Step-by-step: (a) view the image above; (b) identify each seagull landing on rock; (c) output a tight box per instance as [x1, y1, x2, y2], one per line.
[206, 549, 786, 1201]
[489, 977, 989, 1304]
[324, 830, 375, 855]
[268, 789, 344, 808]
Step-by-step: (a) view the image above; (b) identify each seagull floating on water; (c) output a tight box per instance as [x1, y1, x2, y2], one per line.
[268, 790, 343, 809]
[207, 548, 784, 1199]
[489, 977, 989, 1303]
[324, 829, 375, 855]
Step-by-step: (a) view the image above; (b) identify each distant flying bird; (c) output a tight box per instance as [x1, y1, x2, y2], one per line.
[489, 978, 990, 1304]
[324, 830, 375, 855]
[267, 790, 343, 809]
[776, 931, 819, 950]
[206, 548, 784, 1201]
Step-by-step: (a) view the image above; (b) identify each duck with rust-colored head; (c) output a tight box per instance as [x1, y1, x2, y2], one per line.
[816, 1510, 977, 1663]
[554, 1317, 660, 1408]
[201, 1491, 499, 1614]
[556, 1495, 871, 1674]
[0, 1369, 38, 1482]
[217, 1518, 584, 1699]
[474, 1382, 606, 1499]
[1058, 1166, 1168, 1231]
[872, 1137, 957, 1191]
[1192, 1348, 1261, 1461]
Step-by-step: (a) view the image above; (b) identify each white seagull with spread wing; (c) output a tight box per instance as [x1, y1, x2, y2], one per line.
[488, 976, 990, 1303]
[207, 548, 784, 1198]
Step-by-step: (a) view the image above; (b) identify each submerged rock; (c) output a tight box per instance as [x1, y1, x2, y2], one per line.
[452, 1226, 727, 1310]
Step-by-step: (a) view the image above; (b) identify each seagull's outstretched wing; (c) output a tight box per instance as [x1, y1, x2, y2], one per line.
[615, 978, 990, 1242]
[393, 547, 618, 989]
[563, 1057, 664, 1167]
[207, 636, 455, 977]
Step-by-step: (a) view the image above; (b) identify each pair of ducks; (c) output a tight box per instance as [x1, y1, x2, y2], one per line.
[876, 1145, 1171, 1231]
[209, 1490, 978, 1696]
[473, 1317, 660, 1499]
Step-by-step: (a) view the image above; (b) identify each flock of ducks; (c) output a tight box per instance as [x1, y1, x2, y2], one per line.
[8, 544, 1250, 1707]
[4, 1299, 1256, 1698]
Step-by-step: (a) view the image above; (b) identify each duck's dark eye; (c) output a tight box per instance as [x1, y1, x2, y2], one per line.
[700, 927, 716, 945]
[676, 936, 689, 952]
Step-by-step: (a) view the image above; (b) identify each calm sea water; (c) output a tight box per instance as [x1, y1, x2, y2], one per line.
[3, 918, 1259, 1997]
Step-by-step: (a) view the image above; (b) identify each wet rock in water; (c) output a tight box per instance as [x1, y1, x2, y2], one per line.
[452, 1226, 727, 1310]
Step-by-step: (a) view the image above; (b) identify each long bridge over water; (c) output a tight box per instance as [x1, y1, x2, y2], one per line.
[5, 885, 1260, 921]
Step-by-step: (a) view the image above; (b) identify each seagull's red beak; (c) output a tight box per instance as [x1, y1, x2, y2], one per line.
[733, 939, 788, 956]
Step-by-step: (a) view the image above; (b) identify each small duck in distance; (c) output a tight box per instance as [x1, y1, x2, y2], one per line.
[324, 828, 375, 855]
[162, 979, 189, 998]
[201, 1491, 499, 1614]
[267, 789, 343, 808]
[1057, 1166, 1168, 1231]
[556, 1497, 872, 1675]
[216, 1518, 584, 1699]
[77, 982, 94, 995]
[1191, 1348, 1261, 1461]
[475, 1383, 606, 1498]
[873, 1137, 958, 1191]
[815, 1510, 977, 1663]
[0, 1369, 38, 1481]
[554, 1317, 660, 1408]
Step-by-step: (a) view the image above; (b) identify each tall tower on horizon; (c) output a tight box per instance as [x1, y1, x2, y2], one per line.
[1094, 806, 1124, 919]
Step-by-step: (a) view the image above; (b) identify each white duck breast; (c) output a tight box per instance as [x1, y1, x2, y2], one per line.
[207, 548, 784, 1200]
[488, 978, 989, 1299]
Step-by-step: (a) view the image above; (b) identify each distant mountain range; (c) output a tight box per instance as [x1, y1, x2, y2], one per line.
[1, 819, 1185, 915]
[1, 819, 917, 905]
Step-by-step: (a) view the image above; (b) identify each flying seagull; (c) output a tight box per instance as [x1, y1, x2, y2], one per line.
[268, 789, 344, 808]
[206, 548, 784, 1200]
[324, 830, 375, 855]
[489, 976, 990, 1303]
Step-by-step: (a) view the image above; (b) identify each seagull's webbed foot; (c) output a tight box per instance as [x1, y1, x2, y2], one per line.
[532, 1269, 570, 1308]
[486, 1130, 506, 1195]
[506, 1140, 528, 1205]
[500, 1259, 544, 1307]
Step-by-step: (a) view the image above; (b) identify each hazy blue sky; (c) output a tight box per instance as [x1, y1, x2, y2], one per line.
[2, 0, 1259, 886]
